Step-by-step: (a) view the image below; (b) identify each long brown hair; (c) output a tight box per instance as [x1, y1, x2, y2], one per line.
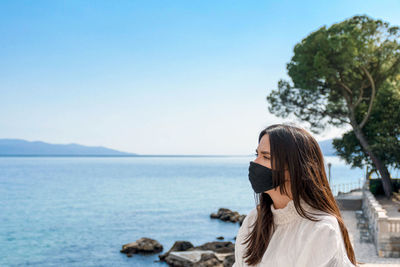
[242, 123, 358, 266]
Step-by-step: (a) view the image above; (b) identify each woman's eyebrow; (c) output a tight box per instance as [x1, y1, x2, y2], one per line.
[255, 148, 270, 155]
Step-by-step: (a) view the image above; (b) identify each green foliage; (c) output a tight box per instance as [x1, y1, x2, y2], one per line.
[332, 80, 400, 170]
[369, 178, 400, 196]
[267, 14, 400, 133]
[267, 15, 400, 177]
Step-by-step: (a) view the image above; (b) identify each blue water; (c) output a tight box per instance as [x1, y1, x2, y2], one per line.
[0, 156, 370, 266]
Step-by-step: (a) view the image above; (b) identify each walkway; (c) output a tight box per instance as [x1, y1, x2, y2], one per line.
[375, 195, 400, 218]
[341, 210, 400, 266]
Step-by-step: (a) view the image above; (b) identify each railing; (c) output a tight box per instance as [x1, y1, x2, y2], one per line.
[387, 218, 400, 233]
[330, 178, 363, 196]
[363, 189, 400, 240]
[362, 183, 400, 257]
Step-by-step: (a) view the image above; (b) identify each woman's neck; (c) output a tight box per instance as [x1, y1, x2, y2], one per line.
[267, 186, 293, 209]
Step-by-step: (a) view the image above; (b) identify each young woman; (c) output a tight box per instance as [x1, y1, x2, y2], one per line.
[233, 123, 358, 267]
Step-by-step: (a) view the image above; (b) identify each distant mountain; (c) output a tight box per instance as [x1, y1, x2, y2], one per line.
[0, 139, 137, 156]
[318, 139, 338, 156]
[0, 138, 337, 157]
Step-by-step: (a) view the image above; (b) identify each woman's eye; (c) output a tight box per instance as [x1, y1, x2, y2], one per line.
[254, 153, 269, 160]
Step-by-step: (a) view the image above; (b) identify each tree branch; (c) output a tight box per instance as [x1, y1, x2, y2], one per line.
[359, 66, 376, 129]
[336, 78, 353, 96]
[339, 85, 357, 128]
[354, 81, 367, 108]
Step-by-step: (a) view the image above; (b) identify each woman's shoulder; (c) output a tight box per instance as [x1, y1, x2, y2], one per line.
[297, 209, 344, 250]
[295, 209, 354, 266]
[244, 203, 340, 228]
[301, 205, 341, 233]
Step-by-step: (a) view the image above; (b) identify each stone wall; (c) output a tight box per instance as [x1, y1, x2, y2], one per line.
[362, 185, 400, 257]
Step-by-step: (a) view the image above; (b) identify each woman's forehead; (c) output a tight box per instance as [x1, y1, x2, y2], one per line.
[259, 134, 270, 148]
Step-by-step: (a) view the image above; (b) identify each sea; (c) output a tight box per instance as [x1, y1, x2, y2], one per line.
[0, 155, 387, 267]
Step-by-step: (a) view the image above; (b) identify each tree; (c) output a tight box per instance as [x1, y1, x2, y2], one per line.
[332, 79, 400, 176]
[266, 15, 400, 198]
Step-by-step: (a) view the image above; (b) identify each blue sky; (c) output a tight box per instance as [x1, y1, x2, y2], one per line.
[1, 0, 399, 155]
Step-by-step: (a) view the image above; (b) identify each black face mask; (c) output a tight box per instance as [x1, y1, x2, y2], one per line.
[248, 161, 279, 193]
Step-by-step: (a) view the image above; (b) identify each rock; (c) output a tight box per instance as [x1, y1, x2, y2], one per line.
[210, 208, 246, 224]
[160, 241, 235, 266]
[238, 215, 246, 226]
[120, 237, 163, 255]
[195, 253, 224, 267]
[165, 251, 200, 266]
[191, 241, 234, 254]
[216, 236, 224, 240]
[159, 241, 194, 260]
[165, 250, 229, 267]
[223, 254, 235, 267]
[210, 213, 219, 219]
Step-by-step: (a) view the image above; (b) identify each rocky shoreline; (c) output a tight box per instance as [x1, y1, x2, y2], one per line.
[210, 208, 246, 226]
[120, 208, 246, 266]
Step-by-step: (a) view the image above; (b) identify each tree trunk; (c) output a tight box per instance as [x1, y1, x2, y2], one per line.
[353, 127, 393, 198]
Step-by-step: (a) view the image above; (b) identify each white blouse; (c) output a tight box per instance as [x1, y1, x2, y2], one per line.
[233, 198, 356, 267]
